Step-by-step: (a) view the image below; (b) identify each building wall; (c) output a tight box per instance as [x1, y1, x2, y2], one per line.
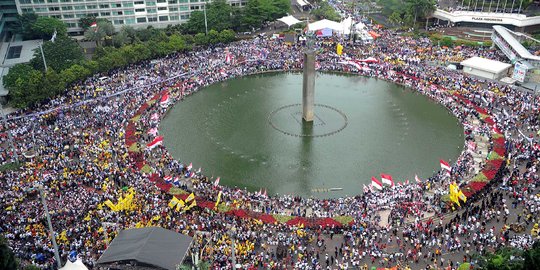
[15, 0, 247, 35]
[463, 66, 501, 80]
[0, 0, 19, 41]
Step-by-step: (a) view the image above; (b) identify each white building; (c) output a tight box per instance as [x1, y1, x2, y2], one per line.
[461, 56, 512, 80]
[15, 0, 247, 35]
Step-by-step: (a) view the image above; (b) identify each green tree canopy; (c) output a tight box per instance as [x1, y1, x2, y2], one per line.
[14, 12, 39, 40]
[311, 1, 341, 21]
[84, 20, 115, 46]
[30, 17, 67, 40]
[30, 36, 84, 72]
[0, 236, 18, 270]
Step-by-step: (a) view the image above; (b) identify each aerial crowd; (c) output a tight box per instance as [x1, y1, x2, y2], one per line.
[1, 13, 540, 270]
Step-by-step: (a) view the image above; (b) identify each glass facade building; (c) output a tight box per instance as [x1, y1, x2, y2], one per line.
[15, 0, 246, 35]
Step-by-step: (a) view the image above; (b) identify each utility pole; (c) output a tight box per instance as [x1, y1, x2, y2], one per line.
[39, 41, 48, 72]
[0, 103, 19, 162]
[203, 4, 208, 35]
[38, 186, 62, 268]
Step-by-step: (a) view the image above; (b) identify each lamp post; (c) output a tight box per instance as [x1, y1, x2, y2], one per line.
[203, 4, 208, 35]
[35, 185, 62, 268]
[228, 226, 237, 269]
[38, 41, 48, 72]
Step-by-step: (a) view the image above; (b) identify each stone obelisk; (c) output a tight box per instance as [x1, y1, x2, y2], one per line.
[302, 50, 316, 122]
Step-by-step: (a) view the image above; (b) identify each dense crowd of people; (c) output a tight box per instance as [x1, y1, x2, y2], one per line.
[1, 15, 540, 270]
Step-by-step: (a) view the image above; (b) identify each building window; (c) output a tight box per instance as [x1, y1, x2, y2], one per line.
[147, 8, 157, 13]
[126, 18, 136, 24]
[51, 15, 61, 18]
[159, 15, 168, 21]
[135, 8, 145, 12]
[100, 12, 110, 16]
[34, 7, 47, 12]
[21, 8, 34, 13]
[124, 10, 135, 15]
[169, 7, 178, 11]
[47, 0, 59, 2]
[124, 3, 133, 7]
[66, 22, 77, 27]
[33, 0, 46, 3]
[168, 0, 178, 3]
[74, 5, 85, 10]
[148, 17, 157, 22]
[180, 14, 189, 20]
[60, 0, 71, 2]
[113, 19, 124, 25]
[6, 46, 22, 60]
[48, 6, 60, 11]
[64, 14, 75, 18]
[134, 1, 144, 4]
[86, 5, 97, 9]
[20, 0, 32, 4]
[179, 6, 188, 10]
[136, 17, 147, 23]
[170, 15, 179, 20]
[147, 1, 156, 6]
[113, 11, 123, 15]
[158, 7, 167, 10]
[61, 6, 73, 10]
[115, 3, 122, 7]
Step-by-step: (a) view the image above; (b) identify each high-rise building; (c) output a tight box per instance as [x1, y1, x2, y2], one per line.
[0, 0, 18, 41]
[15, 0, 247, 35]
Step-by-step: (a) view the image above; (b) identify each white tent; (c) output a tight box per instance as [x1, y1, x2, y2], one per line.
[277, 15, 301, 27]
[59, 259, 89, 270]
[308, 19, 342, 32]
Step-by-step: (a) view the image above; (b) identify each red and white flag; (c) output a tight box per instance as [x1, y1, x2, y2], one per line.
[213, 177, 220, 187]
[371, 176, 383, 190]
[146, 136, 164, 149]
[163, 175, 172, 183]
[363, 184, 369, 193]
[186, 162, 193, 171]
[160, 92, 170, 107]
[415, 174, 422, 183]
[405, 179, 409, 185]
[440, 159, 451, 171]
[90, 22, 97, 28]
[263, 189, 267, 197]
[380, 173, 394, 186]
[150, 113, 160, 121]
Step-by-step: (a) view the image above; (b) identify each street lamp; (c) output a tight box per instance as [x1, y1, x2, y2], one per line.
[28, 185, 62, 268]
[228, 226, 238, 269]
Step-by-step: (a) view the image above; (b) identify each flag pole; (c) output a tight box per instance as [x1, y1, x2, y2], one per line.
[39, 41, 48, 72]
[203, 4, 208, 35]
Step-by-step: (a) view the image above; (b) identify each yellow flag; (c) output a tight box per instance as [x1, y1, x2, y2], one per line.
[104, 200, 117, 211]
[185, 193, 195, 203]
[184, 199, 197, 211]
[336, 43, 343, 56]
[458, 190, 467, 203]
[175, 199, 185, 211]
[214, 191, 222, 209]
[168, 197, 180, 208]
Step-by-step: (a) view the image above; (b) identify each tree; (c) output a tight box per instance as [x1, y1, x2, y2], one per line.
[0, 236, 18, 270]
[14, 12, 39, 39]
[2, 64, 34, 89]
[311, 2, 341, 21]
[84, 20, 115, 46]
[60, 64, 90, 85]
[388, 11, 403, 26]
[30, 36, 84, 72]
[194, 33, 209, 46]
[405, 0, 436, 23]
[219, 29, 236, 43]
[523, 242, 540, 270]
[112, 30, 131, 47]
[79, 15, 97, 30]
[30, 17, 67, 40]
[10, 67, 44, 108]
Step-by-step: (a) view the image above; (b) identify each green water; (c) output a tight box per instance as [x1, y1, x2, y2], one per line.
[160, 72, 463, 198]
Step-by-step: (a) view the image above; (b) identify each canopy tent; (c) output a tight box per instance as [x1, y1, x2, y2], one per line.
[308, 18, 360, 35]
[308, 19, 343, 33]
[277, 15, 301, 27]
[97, 227, 193, 270]
[59, 259, 89, 270]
